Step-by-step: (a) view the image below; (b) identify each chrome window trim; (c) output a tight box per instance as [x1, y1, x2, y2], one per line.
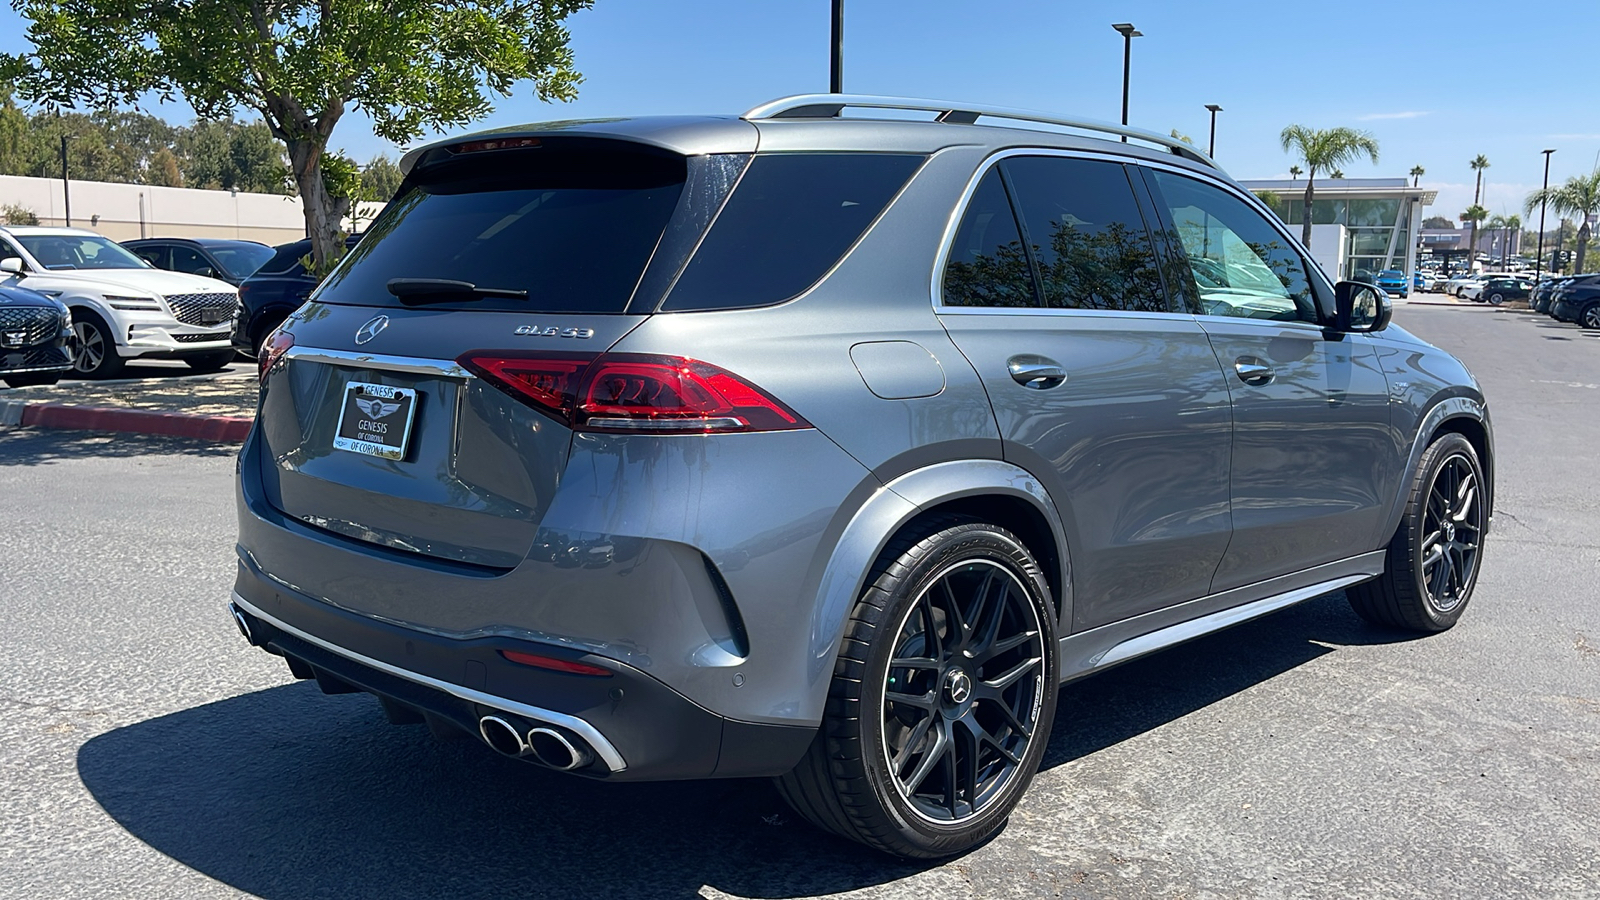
[930, 148, 1336, 324]
[283, 346, 473, 379]
[231, 592, 628, 772]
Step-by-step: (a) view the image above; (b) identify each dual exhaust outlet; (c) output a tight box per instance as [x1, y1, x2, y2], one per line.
[478, 715, 594, 771]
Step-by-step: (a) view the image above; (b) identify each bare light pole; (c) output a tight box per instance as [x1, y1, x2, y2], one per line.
[1204, 104, 1223, 157]
[829, 0, 844, 93]
[59, 134, 74, 227]
[1536, 148, 1555, 282]
[1112, 23, 1141, 140]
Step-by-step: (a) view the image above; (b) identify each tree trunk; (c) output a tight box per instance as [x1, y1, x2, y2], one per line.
[1468, 222, 1478, 272]
[1301, 172, 1315, 248]
[286, 136, 345, 274]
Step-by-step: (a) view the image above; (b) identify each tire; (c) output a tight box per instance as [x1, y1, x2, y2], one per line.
[68, 310, 125, 379]
[1581, 304, 1600, 330]
[1348, 433, 1485, 633]
[1486, 291, 1504, 306]
[184, 349, 235, 372]
[3, 372, 61, 388]
[776, 516, 1058, 858]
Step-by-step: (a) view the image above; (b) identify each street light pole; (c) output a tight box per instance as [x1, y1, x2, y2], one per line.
[1112, 23, 1141, 140]
[829, 0, 844, 94]
[59, 134, 73, 228]
[1536, 148, 1555, 282]
[1204, 104, 1223, 157]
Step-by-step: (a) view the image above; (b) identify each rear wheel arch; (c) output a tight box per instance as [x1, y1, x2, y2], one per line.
[1429, 414, 1493, 526]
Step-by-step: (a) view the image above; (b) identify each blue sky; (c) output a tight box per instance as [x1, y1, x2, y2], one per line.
[4, 0, 1598, 225]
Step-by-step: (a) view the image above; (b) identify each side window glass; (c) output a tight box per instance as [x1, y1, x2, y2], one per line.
[941, 168, 1036, 307]
[172, 246, 212, 275]
[1149, 170, 1319, 324]
[1002, 157, 1167, 312]
[134, 246, 168, 268]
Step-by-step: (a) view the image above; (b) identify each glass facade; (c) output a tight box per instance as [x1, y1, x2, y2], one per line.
[1267, 193, 1410, 279]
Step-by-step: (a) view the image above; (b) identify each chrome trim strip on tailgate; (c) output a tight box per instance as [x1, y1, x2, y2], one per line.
[230, 592, 628, 772]
[283, 346, 473, 379]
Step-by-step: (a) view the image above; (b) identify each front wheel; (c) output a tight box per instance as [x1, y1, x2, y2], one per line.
[1348, 433, 1485, 632]
[69, 310, 125, 379]
[1581, 304, 1600, 330]
[776, 517, 1058, 858]
[1486, 291, 1505, 306]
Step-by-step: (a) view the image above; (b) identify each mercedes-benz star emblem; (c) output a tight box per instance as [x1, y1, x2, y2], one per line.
[354, 315, 389, 345]
[945, 669, 972, 704]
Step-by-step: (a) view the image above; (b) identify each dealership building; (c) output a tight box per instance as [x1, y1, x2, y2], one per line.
[1238, 177, 1435, 282]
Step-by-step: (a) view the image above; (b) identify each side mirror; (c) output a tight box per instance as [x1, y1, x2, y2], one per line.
[1334, 280, 1392, 332]
[0, 257, 22, 275]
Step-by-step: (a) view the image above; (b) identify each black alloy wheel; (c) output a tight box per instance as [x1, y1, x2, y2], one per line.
[1581, 304, 1600, 330]
[1348, 433, 1485, 632]
[776, 517, 1058, 858]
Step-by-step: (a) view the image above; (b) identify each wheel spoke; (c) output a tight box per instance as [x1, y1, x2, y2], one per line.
[975, 628, 1039, 665]
[953, 721, 977, 817]
[890, 715, 936, 778]
[1421, 541, 1444, 572]
[889, 655, 940, 671]
[974, 684, 1034, 739]
[961, 713, 1023, 766]
[983, 655, 1041, 691]
[918, 595, 944, 660]
[900, 718, 949, 794]
[885, 688, 939, 711]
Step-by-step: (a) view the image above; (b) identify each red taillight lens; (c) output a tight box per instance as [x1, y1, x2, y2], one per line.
[499, 649, 612, 677]
[458, 351, 809, 434]
[258, 329, 294, 384]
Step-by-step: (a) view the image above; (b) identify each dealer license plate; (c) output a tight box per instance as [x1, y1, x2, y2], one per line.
[333, 382, 418, 460]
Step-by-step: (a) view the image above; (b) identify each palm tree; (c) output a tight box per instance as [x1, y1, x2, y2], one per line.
[1525, 170, 1600, 274]
[1330, 168, 1345, 179]
[1467, 155, 1491, 266]
[1169, 128, 1194, 145]
[1280, 125, 1380, 248]
[1463, 205, 1489, 267]
[1501, 214, 1521, 268]
[1289, 165, 1302, 180]
[1410, 165, 1425, 186]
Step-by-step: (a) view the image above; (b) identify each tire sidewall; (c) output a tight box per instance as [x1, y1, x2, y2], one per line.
[855, 525, 1058, 854]
[69, 310, 120, 378]
[1403, 434, 1485, 628]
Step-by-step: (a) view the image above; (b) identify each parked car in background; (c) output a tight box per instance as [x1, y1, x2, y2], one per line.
[0, 276, 72, 388]
[1532, 276, 1573, 314]
[1477, 277, 1531, 306]
[1550, 274, 1600, 328]
[227, 96, 1495, 859]
[1376, 269, 1409, 297]
[232, 234, 361, 358]
[1413, 271, 1432, 292]
[1443, 272, 1481, 296]
[123, 238, 276, 287]
[1460, 273, 1520, 302]
[0, 226, 239, 378]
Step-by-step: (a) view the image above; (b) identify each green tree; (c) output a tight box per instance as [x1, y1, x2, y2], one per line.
[1462, 205, 1489, 266]
[1410, 165, 1425, 186]
[1279, 124, 1380, 247]
[4, 0, 590, 270]
[1468, 155, 1490, 264]
[1525, 171, 1600, 274]
[1289, 165, 1302, 180]
[1422, 215, 1455, 229]
[176, 119, 288, 194]
[1169, 128, 1194, 145]
[360, 154, 404, 201]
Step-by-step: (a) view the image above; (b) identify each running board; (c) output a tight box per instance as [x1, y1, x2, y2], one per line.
[1058, 551, 1384, 681]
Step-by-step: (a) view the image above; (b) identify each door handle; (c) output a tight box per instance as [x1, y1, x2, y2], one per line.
[1007, 355, 1066, 390]
[1234, 357, 1274, 386]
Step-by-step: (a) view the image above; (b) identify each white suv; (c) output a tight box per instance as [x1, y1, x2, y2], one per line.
[0, 226, 239, 378]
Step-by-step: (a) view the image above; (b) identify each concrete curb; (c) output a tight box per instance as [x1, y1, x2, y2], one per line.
[7, 402, 252, 442]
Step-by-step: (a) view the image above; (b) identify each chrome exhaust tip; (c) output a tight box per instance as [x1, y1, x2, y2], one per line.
[229, 603, 254, 644]
[526, 726, 593, 771]
[478, 715, 528, 757]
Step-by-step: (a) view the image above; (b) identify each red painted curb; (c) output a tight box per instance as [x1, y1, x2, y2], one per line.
[19, 403, 253, 442]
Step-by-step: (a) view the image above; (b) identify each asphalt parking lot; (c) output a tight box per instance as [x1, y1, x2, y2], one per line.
[1, 304, 1596, 899]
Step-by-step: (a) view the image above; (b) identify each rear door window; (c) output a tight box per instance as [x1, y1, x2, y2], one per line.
[663, 153, 923, 311]
[315, 142, 688, 313]
[1001, 156, 1169, 312]
[941, 168, 1038, 308]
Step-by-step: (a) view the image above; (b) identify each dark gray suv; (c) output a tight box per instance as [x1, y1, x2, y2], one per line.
[229, 95, 1493, 858]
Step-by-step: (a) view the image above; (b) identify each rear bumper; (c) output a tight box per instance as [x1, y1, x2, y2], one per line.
[229, 562, 814, 781]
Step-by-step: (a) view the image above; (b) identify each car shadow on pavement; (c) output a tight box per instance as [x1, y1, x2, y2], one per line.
[77, 594, 1411, 899]
[0, 428, 239, 464]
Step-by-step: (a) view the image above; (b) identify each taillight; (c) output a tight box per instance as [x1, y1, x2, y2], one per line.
[258, 329, 294, 384]
[458, 351, 810, 434]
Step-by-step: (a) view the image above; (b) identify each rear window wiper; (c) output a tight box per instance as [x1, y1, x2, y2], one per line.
[386, 278, 528, 304]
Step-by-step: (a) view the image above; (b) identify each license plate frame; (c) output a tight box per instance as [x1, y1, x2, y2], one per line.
[333, 381, 419, 461]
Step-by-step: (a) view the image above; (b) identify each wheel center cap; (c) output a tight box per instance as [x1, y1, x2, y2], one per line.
[1443, 521, 1456, 542]
[944, 669, 972, 705]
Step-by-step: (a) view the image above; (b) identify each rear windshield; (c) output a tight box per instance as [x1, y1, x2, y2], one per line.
[314, 143, 686, 312]
[662, 153, 923, 311]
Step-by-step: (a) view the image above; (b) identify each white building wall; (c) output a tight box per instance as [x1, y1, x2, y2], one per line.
[0, 174, 383, 245]
[1303, 224, 1348, 281]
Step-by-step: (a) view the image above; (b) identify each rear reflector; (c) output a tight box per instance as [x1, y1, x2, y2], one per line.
[499, 649, 612, 677]
[458, 351, 810, 434]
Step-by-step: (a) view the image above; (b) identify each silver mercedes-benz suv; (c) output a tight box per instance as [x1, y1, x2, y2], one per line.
[230, 95, 1493, 858]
